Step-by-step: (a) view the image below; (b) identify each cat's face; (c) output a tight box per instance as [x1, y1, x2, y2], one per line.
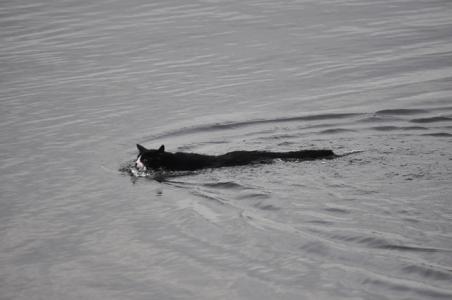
[135, 144, 165, 170]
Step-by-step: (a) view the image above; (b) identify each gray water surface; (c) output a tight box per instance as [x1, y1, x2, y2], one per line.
[1, 0, 452, 299]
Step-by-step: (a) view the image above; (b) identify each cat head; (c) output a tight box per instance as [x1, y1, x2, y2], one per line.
[135, 144, 165, 170]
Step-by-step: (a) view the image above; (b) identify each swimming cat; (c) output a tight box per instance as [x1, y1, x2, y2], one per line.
[135, 144, 336, 171]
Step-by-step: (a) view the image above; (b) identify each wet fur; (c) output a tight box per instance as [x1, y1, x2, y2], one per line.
[136, 144, 336, 171]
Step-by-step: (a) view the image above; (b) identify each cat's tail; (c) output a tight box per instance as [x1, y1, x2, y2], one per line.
[279, 149, 336, 160]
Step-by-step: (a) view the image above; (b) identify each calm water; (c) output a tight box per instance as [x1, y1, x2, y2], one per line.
[1, 0, 452, 299]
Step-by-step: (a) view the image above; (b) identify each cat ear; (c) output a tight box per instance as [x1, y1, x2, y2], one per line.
[136, 144, 147, 154]
[158, 145, 165, 152]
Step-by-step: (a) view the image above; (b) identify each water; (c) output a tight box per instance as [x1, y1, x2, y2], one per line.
[1, 0, 452, 299]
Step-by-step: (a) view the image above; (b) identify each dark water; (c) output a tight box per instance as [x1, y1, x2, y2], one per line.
[1, 0, 452, 299]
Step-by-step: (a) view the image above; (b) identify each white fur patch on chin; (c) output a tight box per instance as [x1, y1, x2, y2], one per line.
[135, 155, 146, 171]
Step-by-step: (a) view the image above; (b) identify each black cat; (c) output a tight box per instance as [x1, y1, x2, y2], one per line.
[135, 144, 336, 171]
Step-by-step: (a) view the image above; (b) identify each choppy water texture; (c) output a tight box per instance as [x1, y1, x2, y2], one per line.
[1, 0, 452, 299]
